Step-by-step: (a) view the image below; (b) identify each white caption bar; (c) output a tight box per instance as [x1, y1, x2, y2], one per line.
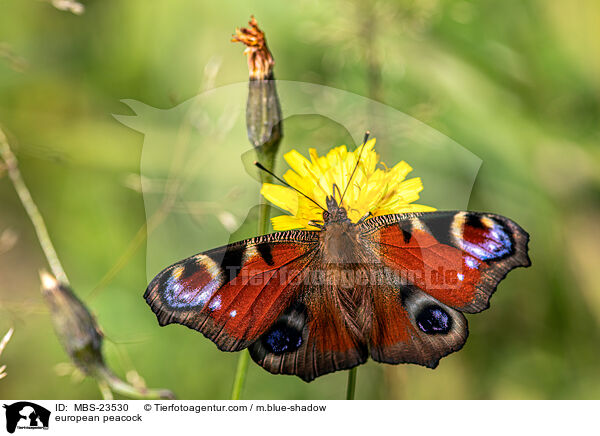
[1, 400, 596, 436]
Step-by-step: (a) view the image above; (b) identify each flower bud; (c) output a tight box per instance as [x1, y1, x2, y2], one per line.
[233, 16, 282, 166]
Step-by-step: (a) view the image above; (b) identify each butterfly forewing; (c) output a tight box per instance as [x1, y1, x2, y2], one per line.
[360, 211, 531, 313]
[144, 230, 319, 351]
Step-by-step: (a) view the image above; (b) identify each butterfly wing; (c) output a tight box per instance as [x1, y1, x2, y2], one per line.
[368, 282, 469, 368]
[360, 210, 530, 367]
[144, 230, 319, 352]
[146, 210, 530, 379]
[248, 289, 369, 382]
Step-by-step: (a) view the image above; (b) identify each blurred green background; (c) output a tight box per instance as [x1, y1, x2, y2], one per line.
[1, 0, 599, 400]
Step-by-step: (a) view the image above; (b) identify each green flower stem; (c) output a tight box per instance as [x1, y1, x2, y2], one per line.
[257, 200, 271, 235]
[230, 350, 250, 400]
[346, 367, 357, 400]
[0, 126, 70, 285]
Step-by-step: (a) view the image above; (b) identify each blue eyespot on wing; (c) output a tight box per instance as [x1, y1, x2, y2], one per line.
[159, 256, 224, 309]
[457, 213, 514, 261]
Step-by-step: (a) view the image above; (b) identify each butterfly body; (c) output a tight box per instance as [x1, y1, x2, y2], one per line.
[145, 199, 530, 381]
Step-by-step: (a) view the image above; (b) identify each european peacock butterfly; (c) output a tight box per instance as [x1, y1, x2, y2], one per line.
[144, 138, 530, 382]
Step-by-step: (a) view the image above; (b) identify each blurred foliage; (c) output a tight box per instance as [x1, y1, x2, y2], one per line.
[1, 0, 599, 399]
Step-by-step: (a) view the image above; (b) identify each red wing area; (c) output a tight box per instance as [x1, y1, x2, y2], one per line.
[361, 211, 530, 313]
[144, 231, 319, 351]
[249, 291, 368, 382]
[376, 226, 483, 311]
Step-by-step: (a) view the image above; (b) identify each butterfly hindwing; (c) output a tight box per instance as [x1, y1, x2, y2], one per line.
[249, 291, 369, 382]
[144, 230, 319, 351]
[369, 282, 468, 368]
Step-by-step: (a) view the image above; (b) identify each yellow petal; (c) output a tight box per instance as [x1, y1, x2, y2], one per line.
[395, 177, 424, 204]
[399, 204, 437, 213]
[271, 215, 318, 231]
[260, 183, 298, 214]
[283, 150, 313, 177]
[388, 160, 412, 181]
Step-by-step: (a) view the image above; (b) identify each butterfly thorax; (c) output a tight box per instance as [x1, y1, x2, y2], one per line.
[320, 220, 361, 265]
[320, 196, 363, 265]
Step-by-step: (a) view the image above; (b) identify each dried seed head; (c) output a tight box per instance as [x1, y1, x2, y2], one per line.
[232, 16, 274, 80]
[40, 271, 105, 375]
[0, 328, 13, 380]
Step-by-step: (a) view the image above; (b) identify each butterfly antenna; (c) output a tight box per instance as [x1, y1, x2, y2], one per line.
[254, 161, 326, 211]
[340, 131, 370, 205]
[333, 184, 343, 203]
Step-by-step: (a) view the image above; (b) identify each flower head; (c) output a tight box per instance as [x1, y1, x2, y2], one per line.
[260, 138, 436, 230]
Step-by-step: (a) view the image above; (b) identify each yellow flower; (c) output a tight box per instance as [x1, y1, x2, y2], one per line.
[260, 138, 436, 230]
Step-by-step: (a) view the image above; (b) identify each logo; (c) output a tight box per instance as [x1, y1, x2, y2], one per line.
[2, 402, 50, 434]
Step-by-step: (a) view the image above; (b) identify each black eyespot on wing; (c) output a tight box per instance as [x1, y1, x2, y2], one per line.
[262, 321, 303, 354]
[397, 220, 413, 244]
[181, 256, 199, 279]
[466, 213, 485, 229]
[207, 245, 245, 283]
[421, 214, 455, 246]
[399, 283, 419, 304]
[416, 305, 452, 334]
[256, 242, 275, 266]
